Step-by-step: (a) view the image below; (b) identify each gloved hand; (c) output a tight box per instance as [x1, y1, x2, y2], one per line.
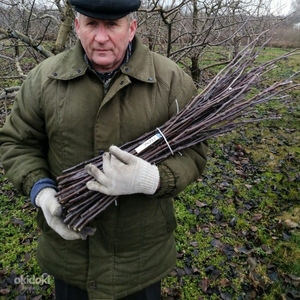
[36, 188, 86, 240]
[85, 145, 160, 196]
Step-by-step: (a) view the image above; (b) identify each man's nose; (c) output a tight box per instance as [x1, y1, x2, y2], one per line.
[94, 25, 109, 43]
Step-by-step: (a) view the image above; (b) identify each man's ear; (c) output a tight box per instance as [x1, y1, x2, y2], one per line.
[129, 19, 137, 42]
[74, 17, 80, 39]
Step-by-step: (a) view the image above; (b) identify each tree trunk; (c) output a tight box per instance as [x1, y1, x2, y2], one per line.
[52, 1, 73, 54]
[190, 56, 201, 83]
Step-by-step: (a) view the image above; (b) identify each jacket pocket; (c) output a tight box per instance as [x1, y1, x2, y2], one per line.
[157, 198, 177, 233]
[143, 197, 177, 239]
[113, 196, 177, 252]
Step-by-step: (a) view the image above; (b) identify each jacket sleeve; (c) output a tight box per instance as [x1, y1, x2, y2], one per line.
[0, 69, 51, 196]
[155, 66, 208, 198]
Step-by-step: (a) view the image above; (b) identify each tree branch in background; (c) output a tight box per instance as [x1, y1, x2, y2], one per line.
[0, 27, 54, 58]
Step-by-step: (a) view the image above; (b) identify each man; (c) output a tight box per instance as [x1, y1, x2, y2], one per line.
[0, 0, 208, 299]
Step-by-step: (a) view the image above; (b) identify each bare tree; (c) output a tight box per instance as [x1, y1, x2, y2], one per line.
[52, 0, 74, 54]
[0, 0, 293, 95]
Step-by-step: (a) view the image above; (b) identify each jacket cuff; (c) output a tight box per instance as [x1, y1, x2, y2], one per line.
[154, 164, 176, 197]
[30, 178, 58, 207]
[22, 169, 52, 196]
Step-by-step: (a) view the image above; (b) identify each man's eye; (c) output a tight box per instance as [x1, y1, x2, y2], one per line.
[107, 22, 117, 27]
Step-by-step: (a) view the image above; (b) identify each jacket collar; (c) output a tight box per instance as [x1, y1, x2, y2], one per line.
[47, 40, 88, 80]
[48, 36, 156, 84]
[120, 36, 156, 84]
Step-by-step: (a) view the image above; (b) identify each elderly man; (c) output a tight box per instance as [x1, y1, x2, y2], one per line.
[0, 0, 208, 299]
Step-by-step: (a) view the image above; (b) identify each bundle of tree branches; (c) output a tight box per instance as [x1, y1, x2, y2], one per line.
[56, 38, 299, 233]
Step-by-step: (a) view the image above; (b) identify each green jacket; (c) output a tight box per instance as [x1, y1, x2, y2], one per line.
[0, 36, 207, 299]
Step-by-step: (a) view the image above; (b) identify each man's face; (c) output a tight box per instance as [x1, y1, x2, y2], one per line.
[75, 15, 137, 73]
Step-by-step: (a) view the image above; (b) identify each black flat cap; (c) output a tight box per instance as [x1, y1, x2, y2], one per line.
[70, 0, 141, 20]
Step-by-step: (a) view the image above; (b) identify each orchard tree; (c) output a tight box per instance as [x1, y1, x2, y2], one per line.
[137, 0, 281, 83]
[0, 0, 289, 96]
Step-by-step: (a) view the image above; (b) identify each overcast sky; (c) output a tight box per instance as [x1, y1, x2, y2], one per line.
[270, 0, 292, 15]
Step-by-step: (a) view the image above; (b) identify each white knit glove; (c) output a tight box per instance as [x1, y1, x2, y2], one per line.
[36, 188, 86, 240]
[85, 145, 160, 196]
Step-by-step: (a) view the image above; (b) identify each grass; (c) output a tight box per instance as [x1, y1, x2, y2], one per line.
[0, 47, 300, 299]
